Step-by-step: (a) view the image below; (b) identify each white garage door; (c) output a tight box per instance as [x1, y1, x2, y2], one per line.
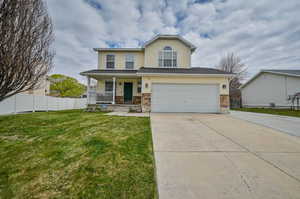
[151, 83, 219, 113]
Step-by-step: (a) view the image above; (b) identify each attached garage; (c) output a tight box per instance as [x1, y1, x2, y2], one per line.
[151, 83, 220, 113]
[138, 67, 233, 113]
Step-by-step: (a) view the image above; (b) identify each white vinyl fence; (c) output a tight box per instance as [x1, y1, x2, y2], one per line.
[0, 93, 87, 115]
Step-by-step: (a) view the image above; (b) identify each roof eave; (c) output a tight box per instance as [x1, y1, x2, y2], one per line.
[136, 72, 234, 77]
[142, 34, 197, 51]
[80, 72, 138, 77]
[93, 35, 197, 52]
[93, 48, 143, 52]
[240, 70, 300, 89]
[262, 71, 300, 78]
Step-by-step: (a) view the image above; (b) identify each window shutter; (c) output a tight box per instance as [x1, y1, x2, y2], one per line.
[159, 51, 163, 67]
[172, 51, 177, 67]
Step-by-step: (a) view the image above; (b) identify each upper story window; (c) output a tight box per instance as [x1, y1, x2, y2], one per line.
[125, 54, 134, 69]
[159, 46, 177, 67]
[106, 54, 115, 68]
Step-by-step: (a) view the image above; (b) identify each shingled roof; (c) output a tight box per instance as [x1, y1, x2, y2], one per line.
[137, 67, 233, 75]
[262, 69, 300, 76]
[80, 69, 138, 75]
[80, 67, 233, 76]
[240, 69, 300, 89]
[93, 34, 197, 53]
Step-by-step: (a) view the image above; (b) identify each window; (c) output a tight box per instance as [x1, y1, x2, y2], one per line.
[159, 46, 177, 67]
[137, 81, 142, 93]
[105, 81, 113, 92]
[106, 55, 115, 68]
[125, 54, 134, 69]
[137, 87, 142, 93]
[164, 46, 172, 50]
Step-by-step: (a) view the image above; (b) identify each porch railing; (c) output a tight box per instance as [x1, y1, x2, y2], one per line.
[88, 91, 113, 104]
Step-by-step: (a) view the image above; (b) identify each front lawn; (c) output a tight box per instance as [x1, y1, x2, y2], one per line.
[232, 108, 300, 118]
[0, 110, 156, 199]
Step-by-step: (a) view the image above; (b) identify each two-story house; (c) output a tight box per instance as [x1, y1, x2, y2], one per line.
[80, 34, 233, 113]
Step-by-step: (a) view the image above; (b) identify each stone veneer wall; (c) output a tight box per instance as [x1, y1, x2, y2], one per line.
[220, 95, 230, 113]
[115, 96, 124, 104]
[133, 96, 141, 104]
[115, 96, 141, 105]
[141, 93, 151, 112]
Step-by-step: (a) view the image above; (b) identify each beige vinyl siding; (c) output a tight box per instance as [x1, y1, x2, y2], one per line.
[141, 76, 229, 95]
[144, 39, 191, 68]
[98, 51, 144, 69]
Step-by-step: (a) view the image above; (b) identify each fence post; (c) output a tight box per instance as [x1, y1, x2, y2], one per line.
[33, 95, 35, 112]
[57, 97, 59, 110]
[14, 94, 17, 114]
[46, 96, 49, 112]
[87, 76, 90, 105]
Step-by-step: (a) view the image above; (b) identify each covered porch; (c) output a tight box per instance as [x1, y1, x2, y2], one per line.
[82, 70, 141, 105]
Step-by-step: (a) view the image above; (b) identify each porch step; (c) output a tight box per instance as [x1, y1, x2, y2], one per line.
[87, 104, 142, 113]
[107, 105, 142, 113]
[113, 106, 130, 112]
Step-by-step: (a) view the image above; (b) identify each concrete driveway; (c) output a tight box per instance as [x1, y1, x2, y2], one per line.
[151, 113, 300, 199]
[230, 110, 300, 137]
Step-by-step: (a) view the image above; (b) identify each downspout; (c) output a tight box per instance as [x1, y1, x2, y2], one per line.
[112, 77, 116, 104]
[87, 76, 90, 105]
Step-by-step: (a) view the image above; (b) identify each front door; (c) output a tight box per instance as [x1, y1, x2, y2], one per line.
[124, 82, 133, 104]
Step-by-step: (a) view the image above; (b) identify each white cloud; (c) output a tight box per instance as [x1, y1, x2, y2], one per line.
[46, 0, 300, 83]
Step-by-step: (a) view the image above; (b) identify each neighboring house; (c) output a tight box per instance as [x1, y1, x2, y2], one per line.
[80, 34, 233, 113]
[230, 88, 241, 108]
[240, 69, 300, 108]
[22, 76, 50, 96]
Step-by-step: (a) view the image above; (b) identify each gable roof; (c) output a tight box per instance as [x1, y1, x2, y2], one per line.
[142, 34, 197, 52]
[93, 34, 197, 52]
[93, 48, 142, 52]
[262, 69, 300, 76]
[240, 69, 300, 89]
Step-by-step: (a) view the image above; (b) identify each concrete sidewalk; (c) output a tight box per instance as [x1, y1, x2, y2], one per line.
[105, 112, 149, 117]
[230, 110, 300, 137]
[151, 113, 300, 199]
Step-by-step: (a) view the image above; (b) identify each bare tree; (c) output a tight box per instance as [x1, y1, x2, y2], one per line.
[216, 53, 248, 89]
[0, 0, 54, 101]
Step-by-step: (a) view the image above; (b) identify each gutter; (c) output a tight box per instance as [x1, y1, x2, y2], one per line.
[80, 72, 234, 78]
[263, 71, 300, 78]
[240, 70, 300, 89]
[136, 72, 235, 77]
[80, 72, 138, 77]
[93, 48, 143, 52]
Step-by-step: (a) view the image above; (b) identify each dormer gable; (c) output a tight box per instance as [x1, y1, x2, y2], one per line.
[143, 34, 197, 53]
[143, 35, 195, 68]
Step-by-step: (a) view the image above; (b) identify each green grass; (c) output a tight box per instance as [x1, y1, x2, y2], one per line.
[232, 108, 300, 118]
[0, 110, 157, 199]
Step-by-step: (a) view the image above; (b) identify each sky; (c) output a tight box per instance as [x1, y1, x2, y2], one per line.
[47, 0, 300, 83]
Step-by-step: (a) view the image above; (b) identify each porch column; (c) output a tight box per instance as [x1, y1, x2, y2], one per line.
[87, 76, 91, 104]
[112, 77, 116, 104]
